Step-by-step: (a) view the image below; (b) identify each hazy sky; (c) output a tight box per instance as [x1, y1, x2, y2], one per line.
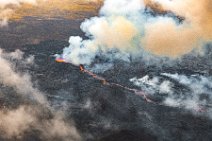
[0, 0, 101, 26]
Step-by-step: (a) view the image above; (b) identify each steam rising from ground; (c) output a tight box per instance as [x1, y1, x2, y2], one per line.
[130, 73, 212, 113]
[60, 0, 212, 65]
[0, 49, 81, 140]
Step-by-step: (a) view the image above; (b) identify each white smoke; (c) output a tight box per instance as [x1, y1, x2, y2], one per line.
[88, 63, 113, 73]
[0, 49, 46, 104]
[130, 75, 173, 95]
[130, 73, 212, 112]
[59, 0, 144, 66]
[161, 73, 212, 95]
[161, 73, 212, 110]
[0, 49, 81, 140]
[59, 0, 212, 66]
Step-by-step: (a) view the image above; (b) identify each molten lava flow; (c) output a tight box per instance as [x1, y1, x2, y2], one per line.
[78, 66, 153, 103]
[110, 83, 154, 103]
[79, 64, 85, 72]
[80, 67, 209, 113]
[79, 65, 109, 85]
[55, 58, 66, 63]
[55, 60, 207, 112]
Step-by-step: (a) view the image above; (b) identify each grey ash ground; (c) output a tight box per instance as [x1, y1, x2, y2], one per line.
[0, 17, 212, 141]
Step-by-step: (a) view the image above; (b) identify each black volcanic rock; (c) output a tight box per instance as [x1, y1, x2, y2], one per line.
[0, 18, 212, 141]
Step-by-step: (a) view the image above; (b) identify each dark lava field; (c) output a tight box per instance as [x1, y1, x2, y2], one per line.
[0, 17, 212, 141]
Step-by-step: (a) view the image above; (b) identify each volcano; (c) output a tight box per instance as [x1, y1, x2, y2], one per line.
[0, 0, 212, 141]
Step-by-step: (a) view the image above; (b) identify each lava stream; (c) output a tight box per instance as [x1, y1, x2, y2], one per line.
[55, 60, 207, 112]
[78, 65, 207, 111]
[79, 65, 153, 103]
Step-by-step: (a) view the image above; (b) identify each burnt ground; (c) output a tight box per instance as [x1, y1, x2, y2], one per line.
[0, 17, 212, 141]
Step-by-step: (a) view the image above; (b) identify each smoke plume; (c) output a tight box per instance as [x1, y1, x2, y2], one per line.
[59, 0, 212, 66]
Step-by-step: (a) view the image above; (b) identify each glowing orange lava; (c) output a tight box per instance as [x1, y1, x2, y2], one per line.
[79, 64, 85, 72]
[55, 58, 66, 63]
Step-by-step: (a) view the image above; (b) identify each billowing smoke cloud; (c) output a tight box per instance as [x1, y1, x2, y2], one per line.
[130, 73, 212, 113]
[0, 49, 81, 140]
[0, 0, 38, 26]
[143, 0, 212, 57]
[59, 0, 212, 66]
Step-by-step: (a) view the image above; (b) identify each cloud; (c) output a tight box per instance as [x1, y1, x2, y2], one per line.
[59, 0, 212, 66]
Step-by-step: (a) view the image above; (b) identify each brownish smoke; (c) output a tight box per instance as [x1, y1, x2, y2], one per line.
[142, 0, 212, 57]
